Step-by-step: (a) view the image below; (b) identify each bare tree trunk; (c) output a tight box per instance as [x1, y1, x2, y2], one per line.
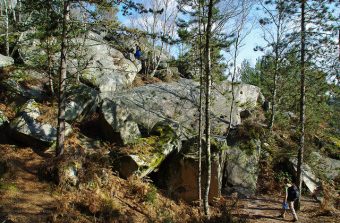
[203, 0, 214, 217]
[47, 1, 54, 95]
[18, 0, 21, 22]
[197, 0, 203, 207]
[3, 0, 9, 56]
[268, 5, 283, 132]
[296, 0, 306, 211]
[47, 37, 54, 95]
[269, 39, 279, 131]
[56, 0, 70, 157]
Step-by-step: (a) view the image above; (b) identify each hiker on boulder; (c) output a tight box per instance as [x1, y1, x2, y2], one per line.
[134, 45, 142, 59]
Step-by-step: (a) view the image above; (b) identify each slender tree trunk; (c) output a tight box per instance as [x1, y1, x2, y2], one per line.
[18, 0, 21, 23]
[3, 0, 9, 56]
[227, 37, 239, 136]
[296, 0, 306, 211]
[47, 0, 54, 95]
[269, 33, 280, 131]
[47, 37, 54, 95]
[56, 0, 70, 157]
[197, 0, 204, 207]
[203, 0, 213, 217]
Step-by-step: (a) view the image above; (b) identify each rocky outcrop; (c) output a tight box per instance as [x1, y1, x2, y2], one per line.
[114, 122, 182, 179]
[74, 37, 139, 94]
[103, 79, 263, 139]
[0, 111, 9, 128]
[9, 99, 71, 147]
[223, 141, 261, 197]
[290, 152, 340, 193]
[152, 137, 227, 202]
[99, 99, 141, 145]
[0, 54, 14, 68]
[310, 152, 340, 180]
[65, 84, 99, 122]
[18, 31, 140, 94]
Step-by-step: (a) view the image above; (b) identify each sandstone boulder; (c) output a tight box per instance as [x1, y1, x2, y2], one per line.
[99, 99, 141, 145]
[65, 84, 99, 122]
[0, 54, 14, 68]
[152, 137, 227, 202]
[114, 122, 182, 178]
[104, 79, 262, 139]
[9, 99, 71, 147]
[223, 141, 261, 197]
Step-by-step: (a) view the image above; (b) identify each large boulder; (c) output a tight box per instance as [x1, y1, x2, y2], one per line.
[223, 141, 261, 197]
[9, 99, 71, 147]
[99, 99, 141, 145]
[0, 111, 9, 128]
[310, 152, 340, 180]
[73, 37, 139, 95]
[65, 84, 99, 122]
[290, 152, 340, 193]
[18, 31, 140, 94]
[0, 54, 14, 68]
[152, 137, 227, 202]
[103, 79, 262, 139]
[113, 122, 182, 178]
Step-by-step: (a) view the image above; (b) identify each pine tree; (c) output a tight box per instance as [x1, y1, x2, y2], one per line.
[56, 0, 70, 157]
[257, 0, 292, 131]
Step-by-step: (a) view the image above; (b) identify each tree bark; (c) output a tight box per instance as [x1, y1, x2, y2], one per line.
[203, 0, 213, 217]
[197, 0, 203, 208]
[296, 0, 306, 211]
[269, 28, 280, 131]
[56, 0, 70, 157]
[3, 0, 9, 56]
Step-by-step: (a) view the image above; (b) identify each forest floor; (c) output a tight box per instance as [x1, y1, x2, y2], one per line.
[227, 196, 339, 223]
[0, 144, 339, 223]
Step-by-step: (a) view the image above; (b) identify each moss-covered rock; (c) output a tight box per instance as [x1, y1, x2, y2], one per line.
[224, 141, 261, 197]
[113, 122, 181, 178]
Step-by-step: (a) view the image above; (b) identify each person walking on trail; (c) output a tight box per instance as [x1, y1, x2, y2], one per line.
[279, 178, 299, 222]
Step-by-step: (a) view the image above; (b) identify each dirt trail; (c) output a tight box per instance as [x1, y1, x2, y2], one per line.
[0, 145, 56, 223]
[230, 196, 338, 223]
[0, 145, 338, 223]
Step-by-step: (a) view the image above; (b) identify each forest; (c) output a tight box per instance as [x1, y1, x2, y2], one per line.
[0, 0, 339, 222]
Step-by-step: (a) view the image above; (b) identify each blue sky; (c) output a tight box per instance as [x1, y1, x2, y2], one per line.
[116, 1, 266, 67]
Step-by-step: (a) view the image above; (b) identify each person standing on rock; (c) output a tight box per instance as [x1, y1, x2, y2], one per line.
[134, 45, 142, 59]
[279, 178, 299, 222]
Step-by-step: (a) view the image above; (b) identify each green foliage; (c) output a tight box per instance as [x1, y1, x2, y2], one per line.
[145, 185, 157, 204]
[238, 140, 257, 156]
[0, 182, 18, 192]
[275, 171, 291, 184]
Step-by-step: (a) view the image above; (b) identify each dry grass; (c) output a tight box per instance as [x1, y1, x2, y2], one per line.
[131, 74, 162, 88]
[36, 101, 58, 127]
[0, 102, 16, 120]
[318, 181, 340, 217]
